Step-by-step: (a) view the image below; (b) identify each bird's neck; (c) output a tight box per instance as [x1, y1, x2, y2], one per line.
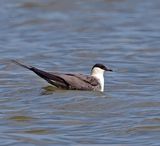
[91, 71, 104, 92]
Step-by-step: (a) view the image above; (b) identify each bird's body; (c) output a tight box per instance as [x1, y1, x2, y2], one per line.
[12, 60, 112, 92]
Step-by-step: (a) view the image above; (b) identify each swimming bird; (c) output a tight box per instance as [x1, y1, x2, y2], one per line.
[12, 60, 112, 92]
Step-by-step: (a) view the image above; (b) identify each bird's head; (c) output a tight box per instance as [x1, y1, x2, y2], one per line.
[91, 63, 112, 76]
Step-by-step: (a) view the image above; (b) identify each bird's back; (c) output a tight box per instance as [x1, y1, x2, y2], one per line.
[51, 73, 101, 91]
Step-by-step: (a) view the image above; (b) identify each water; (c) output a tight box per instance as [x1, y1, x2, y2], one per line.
[0, 0, 160, 145]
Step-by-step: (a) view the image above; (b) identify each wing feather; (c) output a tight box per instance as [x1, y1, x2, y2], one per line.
[56, 73, 100, 90]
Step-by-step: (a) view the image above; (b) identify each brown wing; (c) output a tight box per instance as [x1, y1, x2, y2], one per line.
[55, 73, 100, 90]
[31, 68, 99, 90]
[65, 73, 99, 86]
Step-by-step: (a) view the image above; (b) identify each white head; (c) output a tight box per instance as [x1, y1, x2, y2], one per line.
[91, 64, 112, 92]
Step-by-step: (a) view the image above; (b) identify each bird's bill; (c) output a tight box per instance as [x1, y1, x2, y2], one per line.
[105, 68, 113, 72]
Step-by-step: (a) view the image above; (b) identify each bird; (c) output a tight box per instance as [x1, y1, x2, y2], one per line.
[12, 60, 112, 92]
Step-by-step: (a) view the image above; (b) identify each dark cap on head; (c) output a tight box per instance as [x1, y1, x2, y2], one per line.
[92, 63, 112, 71]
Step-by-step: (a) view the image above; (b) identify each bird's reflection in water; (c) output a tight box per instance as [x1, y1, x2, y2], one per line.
[41, 85, 66, 95]
[41, 85, 58, 95]
[41, 85, 106, 98]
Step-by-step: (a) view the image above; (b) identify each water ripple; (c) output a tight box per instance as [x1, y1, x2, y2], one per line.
[0, 0, 160, 145]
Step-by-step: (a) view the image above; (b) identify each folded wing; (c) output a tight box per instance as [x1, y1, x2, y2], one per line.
[56, 73, 100, 90]
[32, 68, 100, 90]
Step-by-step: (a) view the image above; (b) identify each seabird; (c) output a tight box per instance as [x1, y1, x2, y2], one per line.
[12, 60, 112, 92]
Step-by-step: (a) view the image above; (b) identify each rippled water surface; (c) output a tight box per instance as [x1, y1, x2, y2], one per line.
[0, 0, 160, 145]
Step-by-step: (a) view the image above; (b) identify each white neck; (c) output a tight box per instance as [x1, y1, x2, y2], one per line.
[91, 67, 104, 92]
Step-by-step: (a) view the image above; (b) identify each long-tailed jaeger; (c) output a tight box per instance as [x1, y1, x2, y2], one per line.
[12, 60, 112, 92]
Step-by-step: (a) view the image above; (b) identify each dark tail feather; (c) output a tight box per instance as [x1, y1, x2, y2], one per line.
[11, 60, 32, 70]
[31, 67, 69, 88]
[12, 60, 69, 88]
